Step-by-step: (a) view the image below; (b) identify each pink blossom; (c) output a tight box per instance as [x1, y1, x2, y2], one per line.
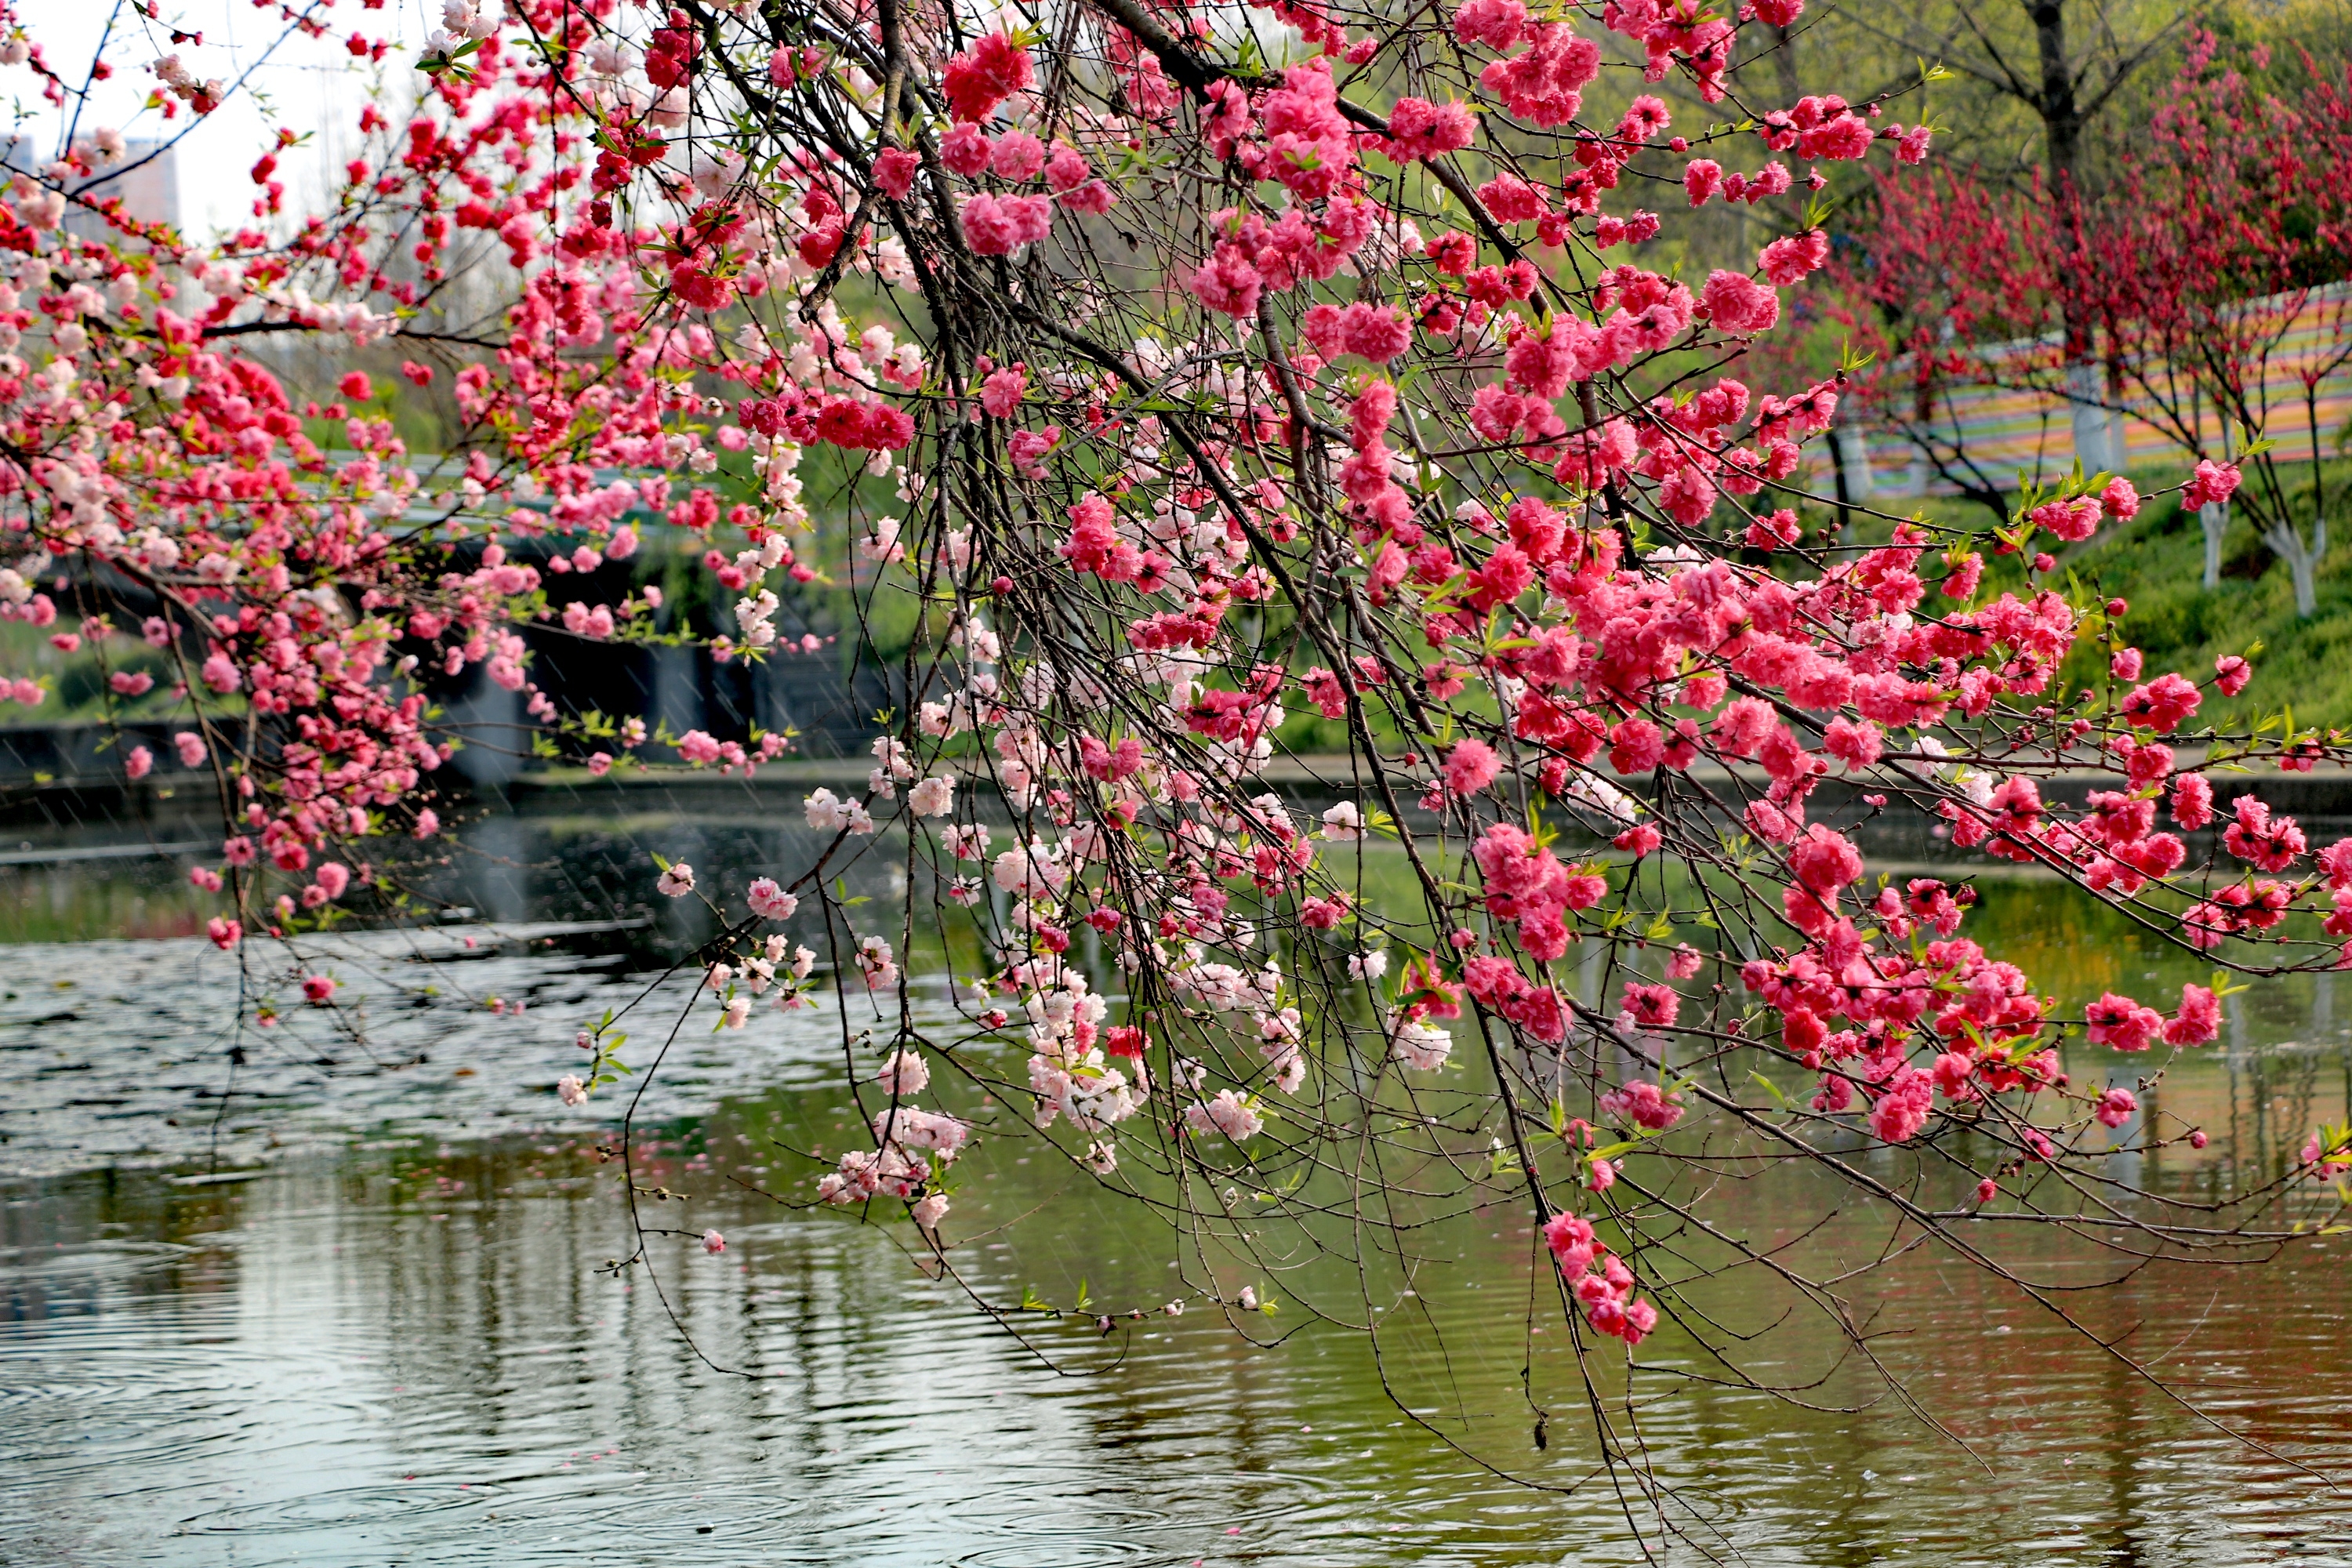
[962, 193, 1054, 256]
[2171, 773, 2215, 829]
[942, 122, 993, 176]
[1867, 1068, 1933, 1143]
[856, 935, 899, 989]
[1613, 823, 1662, 857]
[1758, 230, 1828, 285]
[910, 776, 955, 816]
[2087, 992, 2161, 1051]
[1384, 96, 1477, 159]
[2031, 496, 2100, 543]
[2183, 459, 2241, 510]
[749, 877, 800, 919]
[1479, 24, 1601, 125]
[1787, 825, 1863, 893]
[2120, 673, 2201, 732]
[980, 364, 1026, 417]
[1453, 0, 1528, 50]
[873, 147, 920, 200]
[878, 1050, 930, 1096]
[1658, 464, 1717, 524]
[1608, 717, 1664, 774]
[1700, 271, 1778, 336]
[1301, 301, 1414, 364]
[1445, 738, 1501, 795]
[1187, 245, 1263, 317]
[1187, 1088, 1263, 1142]
[1599, 1075, 1683, 1125]
[941, 31, 1033, 122]
[1044, 143, 1090, 192]
[989, 129, 1047, 181]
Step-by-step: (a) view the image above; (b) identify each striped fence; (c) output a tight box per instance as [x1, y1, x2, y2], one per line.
[1816, 282, 2352, 501]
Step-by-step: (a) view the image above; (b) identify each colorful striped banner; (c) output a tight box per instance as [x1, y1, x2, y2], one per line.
[1811, 283, 2352, 500]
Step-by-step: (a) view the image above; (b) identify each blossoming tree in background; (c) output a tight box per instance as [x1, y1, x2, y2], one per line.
[1857, 31, 2352, 605]
[3, 0, 2350, 1537]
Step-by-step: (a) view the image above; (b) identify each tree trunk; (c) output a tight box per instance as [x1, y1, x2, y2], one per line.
[1837, 406, 1874, 502]
[2033, 0, 2111, 517]
[2264, 517, 2326, 617]
[1826, 425, 1853, 532]
[2105, 355, 2129, 474]
[2201, 503, 2228, 591]
[2067, 361, 2111, 474]
[1771, 24, 1801, 103]
[2030, 1, 2082, 194]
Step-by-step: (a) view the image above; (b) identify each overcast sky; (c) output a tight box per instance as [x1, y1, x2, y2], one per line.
[3, 0, 448, 239]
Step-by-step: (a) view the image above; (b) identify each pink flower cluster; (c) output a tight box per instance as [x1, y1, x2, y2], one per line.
[1542, 1213, 1658, 1345]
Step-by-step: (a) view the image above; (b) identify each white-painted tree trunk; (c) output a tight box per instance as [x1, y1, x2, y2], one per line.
[2067, 362, 2113, 474]
[1902, 445, 1929, 497]
[2263, 516, 2327, 617]
[2200, 502, 2229, 591]
[1838, 411, 1873, 500]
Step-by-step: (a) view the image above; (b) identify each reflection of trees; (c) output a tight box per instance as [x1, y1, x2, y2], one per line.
[13, 1034, 2352, 1559]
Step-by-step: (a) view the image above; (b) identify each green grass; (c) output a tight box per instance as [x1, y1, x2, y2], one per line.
[2061, 488, 2352, 733]
[1864, 461, 2352, 734]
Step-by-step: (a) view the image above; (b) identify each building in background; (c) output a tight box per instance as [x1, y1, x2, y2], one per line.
[1, 133, 180, 238]
[69, 139, 180, 239]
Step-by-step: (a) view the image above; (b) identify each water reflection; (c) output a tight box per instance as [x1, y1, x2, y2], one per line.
[8, 1089, 2352, 1565]
[2, 819, 2350, 1563]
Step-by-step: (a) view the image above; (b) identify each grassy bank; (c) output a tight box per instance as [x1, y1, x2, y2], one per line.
[1878, 459, 2352, 733]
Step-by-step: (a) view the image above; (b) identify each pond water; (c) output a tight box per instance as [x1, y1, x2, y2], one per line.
[5, 809, 2352, 1566]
